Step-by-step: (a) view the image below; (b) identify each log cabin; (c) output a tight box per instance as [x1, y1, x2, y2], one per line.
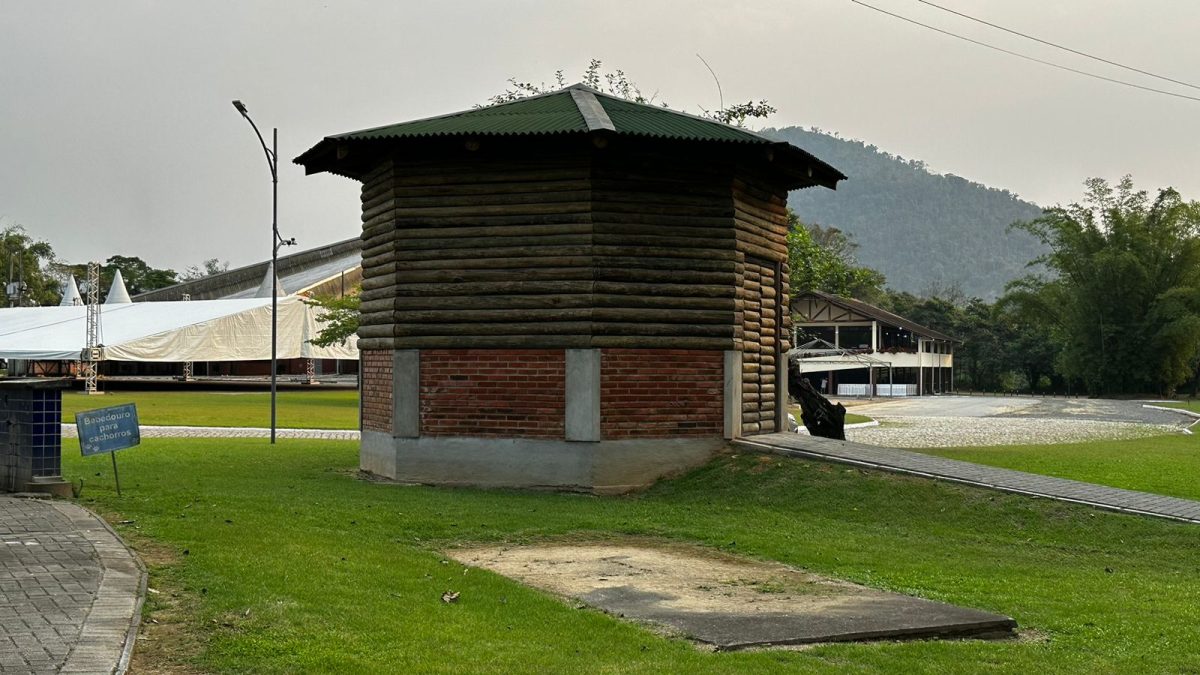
[296, 84, 845, 492]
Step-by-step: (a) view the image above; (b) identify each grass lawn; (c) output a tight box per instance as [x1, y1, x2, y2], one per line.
[1158, 400, 1200, 415]
[919, 433, 1200, 501]
[60, 390, 359, 429]
[66, 439, 1200, 673]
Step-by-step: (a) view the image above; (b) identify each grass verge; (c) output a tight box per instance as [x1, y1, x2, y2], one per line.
[65, 439, 1200, 673]
[1158, 400, 1200, 415]
[918, 433, 1200, 501]
[61, 390, 359, 429]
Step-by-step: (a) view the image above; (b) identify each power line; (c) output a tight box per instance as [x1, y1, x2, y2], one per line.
[915, 0, 1200, 92]
[847, 0, 1200, 104]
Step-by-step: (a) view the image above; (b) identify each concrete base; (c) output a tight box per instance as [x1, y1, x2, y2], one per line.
[361, 432, 726, 493]
[24, 477, 73, 498]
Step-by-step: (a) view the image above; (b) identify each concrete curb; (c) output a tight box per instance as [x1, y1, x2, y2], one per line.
[52, 502, 146, 675]
[1141, 403, 1200, 418]
[734, 436, 1200, 526]
[1141, 404, 1200, 434]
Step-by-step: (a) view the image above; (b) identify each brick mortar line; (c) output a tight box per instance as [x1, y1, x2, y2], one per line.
[734, 438, 1200, 526]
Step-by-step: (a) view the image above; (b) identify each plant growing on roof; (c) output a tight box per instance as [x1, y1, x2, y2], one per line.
[487, 59, 775, 127]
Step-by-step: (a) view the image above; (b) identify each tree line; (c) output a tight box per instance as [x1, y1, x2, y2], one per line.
[797, 176, 1200, 397]
[0, 224, 227, 307]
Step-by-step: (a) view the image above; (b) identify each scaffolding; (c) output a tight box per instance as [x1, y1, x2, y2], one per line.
[181, 293, 193, 381]
[82, 262, 101, 394]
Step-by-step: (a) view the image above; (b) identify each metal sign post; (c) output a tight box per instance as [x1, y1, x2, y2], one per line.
[76, 404, 141, 496]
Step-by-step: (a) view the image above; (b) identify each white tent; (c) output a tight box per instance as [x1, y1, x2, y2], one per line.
[105, 270, 132, 304]
[60, 277, 82, 306]
[0, 296, 357, 362]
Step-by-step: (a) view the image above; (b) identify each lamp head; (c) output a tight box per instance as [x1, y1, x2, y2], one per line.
[232, 100, 248, 115]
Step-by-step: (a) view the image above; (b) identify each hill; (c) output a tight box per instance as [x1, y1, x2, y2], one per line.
[764, 127, 1046, 299]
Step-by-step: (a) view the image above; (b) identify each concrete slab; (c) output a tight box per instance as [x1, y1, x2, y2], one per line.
[449, 543, 1015, 650]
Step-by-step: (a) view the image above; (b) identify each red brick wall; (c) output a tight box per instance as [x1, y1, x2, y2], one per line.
[600, 349, 724, 439]
[420, 350, 566, 438]
[361, 350, 393, 433]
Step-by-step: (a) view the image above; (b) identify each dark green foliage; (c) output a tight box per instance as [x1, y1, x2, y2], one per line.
[306, 289, 361, 348]
[181, 258, 229, 281]
[0, 224, 61, 307]
[787, 210, 886, 303]
[103, 255, 177, 294]
[1005, 177, 1200, 396]
[60, 255, 178, 297]
[885, 292, 1058, 393]
[764, 127, 1046, 299]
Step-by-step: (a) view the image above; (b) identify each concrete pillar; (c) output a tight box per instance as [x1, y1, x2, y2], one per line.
[723, 350, 743, 439]
[565, 349, 601, 442]
[393, 350, 420, 438]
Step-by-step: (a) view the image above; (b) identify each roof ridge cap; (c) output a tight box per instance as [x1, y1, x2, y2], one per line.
[582, 87, 773, 142]
[568, 88, 615, 132]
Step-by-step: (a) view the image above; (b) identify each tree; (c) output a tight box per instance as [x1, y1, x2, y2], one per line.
[1004, 176, 1200, 396]
[59, 255, 178, 298]
[786, 210, 886, 303]
[307, 290, 361, 348]
[101, 255, 177, 295]
[181, 258, 229, 281]
[0, 224, 61, 307]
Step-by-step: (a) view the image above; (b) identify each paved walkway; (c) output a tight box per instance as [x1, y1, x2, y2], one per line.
[0, 497, 144, 674]
[734, 433, 1200, 525]
[61, 424, 359, 441]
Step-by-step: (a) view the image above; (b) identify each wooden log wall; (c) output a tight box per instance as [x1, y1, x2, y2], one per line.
[356, 153, 595, 350]
[732, 169, 794, 435]
[356, 143, 746, 352]
[589, 149, 739, 350]
[353, 139, 796, 439]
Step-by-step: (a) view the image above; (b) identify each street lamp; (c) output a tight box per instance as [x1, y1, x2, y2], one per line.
[232, 100, 295, 444]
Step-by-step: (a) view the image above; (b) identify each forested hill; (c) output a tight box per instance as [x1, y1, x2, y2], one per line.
[763, 126, 1046, 299]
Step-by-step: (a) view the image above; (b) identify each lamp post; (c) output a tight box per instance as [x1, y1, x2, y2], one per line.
[232, 100, 295, 444]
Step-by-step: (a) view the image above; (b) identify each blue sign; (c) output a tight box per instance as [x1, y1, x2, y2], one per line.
[76, 404, 141, 457]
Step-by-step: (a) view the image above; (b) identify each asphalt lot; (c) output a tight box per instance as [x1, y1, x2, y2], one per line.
[850, 396, 1188, 426]
[842, 396, 1194, 448]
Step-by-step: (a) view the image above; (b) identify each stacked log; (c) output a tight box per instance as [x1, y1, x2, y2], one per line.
[358, 142, 750, 351]
[732, 172, 792, 434]
[354, 138, 797, 440]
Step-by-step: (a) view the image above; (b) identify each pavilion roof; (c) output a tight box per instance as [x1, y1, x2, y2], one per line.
[295, 84, 845, 188]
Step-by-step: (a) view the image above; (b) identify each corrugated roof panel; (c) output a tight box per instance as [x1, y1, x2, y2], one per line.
[333, 92, 588, 140]
[597, 96, 769, 143]
[326, 86, 776, 143]
[296, 85, 847, 188]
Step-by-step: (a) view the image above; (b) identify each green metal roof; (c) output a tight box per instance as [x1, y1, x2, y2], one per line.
[295, 84, 846, 188]
[331, 88, 589, 140]
[595, 96, 766, 143]
[323, 85, 772, 143]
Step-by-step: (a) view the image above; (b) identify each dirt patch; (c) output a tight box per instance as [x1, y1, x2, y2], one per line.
[453, 542, 849, 615]
[91, 507, 208, 674]
[448, 541, 1016, 650]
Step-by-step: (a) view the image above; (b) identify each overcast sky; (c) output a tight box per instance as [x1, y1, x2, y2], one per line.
[2, 1, 1198, 272]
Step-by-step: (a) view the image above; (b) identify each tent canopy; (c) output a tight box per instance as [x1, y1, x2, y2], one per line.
[0, 296, 357, 362]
